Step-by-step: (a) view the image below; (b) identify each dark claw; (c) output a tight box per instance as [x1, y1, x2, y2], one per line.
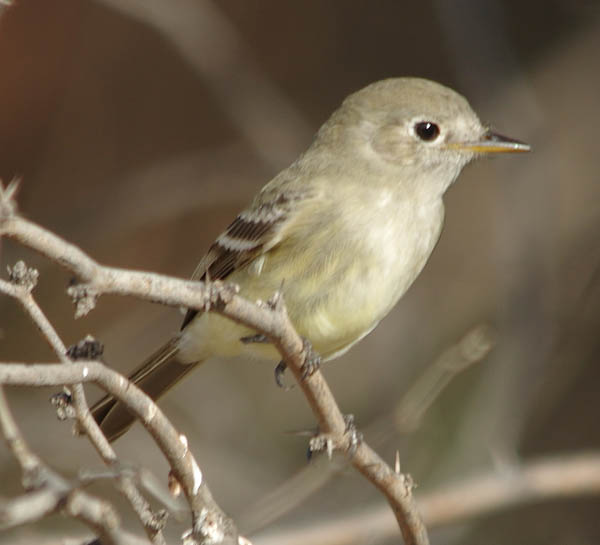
[273, 337, 321, 388]
[300, 338, 321, 380]
[274, 361, 288, 388]
[240, 334, 270, 344]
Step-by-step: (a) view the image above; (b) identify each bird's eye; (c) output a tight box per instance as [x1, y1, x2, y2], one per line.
[414, 121, 440, 142]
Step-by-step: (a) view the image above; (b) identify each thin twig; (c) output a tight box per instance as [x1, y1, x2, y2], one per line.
[1, 184, 426, 544]
[254, 451, 600, 545]
[0, 388, 130, 545]
[0, 273, 167, 545]
[238, 324, 495, 533]
[0, 361, 240, 544]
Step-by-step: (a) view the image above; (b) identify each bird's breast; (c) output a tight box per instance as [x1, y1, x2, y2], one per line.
[179, 196, 445, 364]
[287, 195, 445, 359]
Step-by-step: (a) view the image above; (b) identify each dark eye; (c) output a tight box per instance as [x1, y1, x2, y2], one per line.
[414, 121, 440, 142]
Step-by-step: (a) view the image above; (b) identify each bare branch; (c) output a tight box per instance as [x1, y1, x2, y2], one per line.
[239, 324, 495, 533]
[254, 451, 600, 545]
[0, 221, 244, 541]
[0, 361, 241, 544]
[0, 271, 167, 544]
[1, 186, 426, 544]
[0, 387, 132, 545]
[1, 488, 69, 530]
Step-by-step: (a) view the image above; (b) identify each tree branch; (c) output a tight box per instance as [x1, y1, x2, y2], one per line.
[254, 451, 600, 545]
[0, 387, 132, 545]
[0, 359, 239, 544]
[0, 269, 167, 544]
[0, 180, 428, 544]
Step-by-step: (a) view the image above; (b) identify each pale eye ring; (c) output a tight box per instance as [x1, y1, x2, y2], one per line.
[414, 121, 440, 142]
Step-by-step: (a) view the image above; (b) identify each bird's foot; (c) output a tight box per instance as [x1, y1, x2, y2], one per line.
[300, 337, 321, 380]
[308, 414, 363, 459]
[342, 414, 363, 456]
[272, 338, 320, 388]
[274, 361, 289, 389]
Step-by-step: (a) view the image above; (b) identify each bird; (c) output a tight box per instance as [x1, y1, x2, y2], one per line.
[91, 77, 530, 441]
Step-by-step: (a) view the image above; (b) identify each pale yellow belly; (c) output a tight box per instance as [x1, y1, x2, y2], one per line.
[178, 201, 444, 364]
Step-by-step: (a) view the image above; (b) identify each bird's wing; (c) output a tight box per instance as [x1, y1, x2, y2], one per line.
[180, 183, 309, 329]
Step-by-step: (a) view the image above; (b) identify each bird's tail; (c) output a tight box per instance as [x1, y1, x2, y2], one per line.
[90, 337, 201, 442]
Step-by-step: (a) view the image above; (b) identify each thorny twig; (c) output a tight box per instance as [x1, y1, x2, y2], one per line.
[0, 179, 428, 544]
[0, 387, 133, 545]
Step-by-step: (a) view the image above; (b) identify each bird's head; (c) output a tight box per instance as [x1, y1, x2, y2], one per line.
[318, 77, 530, 199]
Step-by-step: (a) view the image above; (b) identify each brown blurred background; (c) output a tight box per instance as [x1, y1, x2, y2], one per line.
[0, 1, 599, 544]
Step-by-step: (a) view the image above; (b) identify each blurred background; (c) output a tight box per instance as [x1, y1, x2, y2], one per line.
[0, 1, 599, 543]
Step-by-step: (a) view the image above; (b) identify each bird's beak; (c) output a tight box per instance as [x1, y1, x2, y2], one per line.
[451, 130, 531, 154]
